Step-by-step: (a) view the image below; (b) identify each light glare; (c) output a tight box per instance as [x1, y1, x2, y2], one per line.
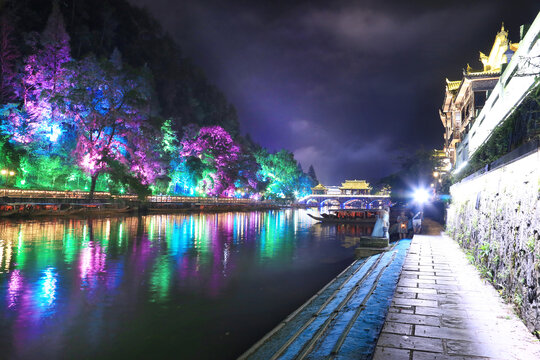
[413, 188, 430, 204]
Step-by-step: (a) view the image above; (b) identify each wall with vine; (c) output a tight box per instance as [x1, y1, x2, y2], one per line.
[447, 149, 540, 336]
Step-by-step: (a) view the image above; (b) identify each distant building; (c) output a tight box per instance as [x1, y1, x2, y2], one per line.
[374, 185, 391, 196]
[433, 149, 451, 174]
[440, 25, 519, 167]
[311, 183, 327, 195]
[326, 186, 341, 195]
[311, 180, 371, 195]
[339, 180, 371, 195]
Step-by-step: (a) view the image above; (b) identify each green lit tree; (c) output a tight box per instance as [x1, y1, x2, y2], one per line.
[255, 149, 306, 199]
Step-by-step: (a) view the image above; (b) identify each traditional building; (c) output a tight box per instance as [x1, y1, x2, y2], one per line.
[339, 180, 371, 195]
[440, 25, 519, 167]
[446, 12, 540, 332]
[311, 183, 327, 195]
[311, 180, 372, 195]
[465, 21, 540, 163]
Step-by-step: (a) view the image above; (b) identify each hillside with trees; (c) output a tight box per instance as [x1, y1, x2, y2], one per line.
[0, 0, 316, 200]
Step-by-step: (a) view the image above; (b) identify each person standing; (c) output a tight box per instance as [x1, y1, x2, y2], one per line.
[397, 211, 409, 239]
[381, 208, 389, 238]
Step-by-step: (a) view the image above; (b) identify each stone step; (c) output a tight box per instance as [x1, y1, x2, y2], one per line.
[356, 247, 388, 258]
[359, 236, 389, 248]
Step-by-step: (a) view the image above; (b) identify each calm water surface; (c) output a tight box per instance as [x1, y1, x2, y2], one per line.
[0, 209, 372, 359]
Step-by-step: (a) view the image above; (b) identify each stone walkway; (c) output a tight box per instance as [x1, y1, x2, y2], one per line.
[374, 233, 540, 360]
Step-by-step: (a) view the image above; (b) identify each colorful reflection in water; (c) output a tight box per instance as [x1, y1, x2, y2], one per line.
[0, 210, 358, 359]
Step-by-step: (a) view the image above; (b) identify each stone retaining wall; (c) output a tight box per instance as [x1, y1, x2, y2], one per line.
[447, 149, 540, 334]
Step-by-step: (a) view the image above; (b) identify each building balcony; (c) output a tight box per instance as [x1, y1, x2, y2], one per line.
[450, 131, 462, 145]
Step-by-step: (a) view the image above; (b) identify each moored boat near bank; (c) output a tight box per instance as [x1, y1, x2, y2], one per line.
[307, 209, 383, 224]
[0, 203, 135, 218]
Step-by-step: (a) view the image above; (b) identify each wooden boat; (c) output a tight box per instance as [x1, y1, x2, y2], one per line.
[0, 204, 85, 217]
[0, 209, 21, 217]
[307, 209, 381, 224]
[33, 207, 86, 216]
[0, 203, 133, 218]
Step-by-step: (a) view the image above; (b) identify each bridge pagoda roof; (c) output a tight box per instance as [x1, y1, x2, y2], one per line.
[339, 180, 371, 190]
[312, 183, 327, 191]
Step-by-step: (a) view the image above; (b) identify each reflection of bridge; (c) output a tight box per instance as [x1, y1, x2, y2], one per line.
[297, 194, 391, 208]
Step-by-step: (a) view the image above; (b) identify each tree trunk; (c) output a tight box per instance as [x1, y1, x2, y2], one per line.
[88, 218, 94, 242]
[89, 173, 99, 200]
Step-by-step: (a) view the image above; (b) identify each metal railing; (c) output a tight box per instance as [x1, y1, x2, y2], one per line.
[0, 188, 274, 205]
[0, 188, 112, 199]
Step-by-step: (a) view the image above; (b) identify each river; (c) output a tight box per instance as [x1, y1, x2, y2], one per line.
[0, 209, 373, 359]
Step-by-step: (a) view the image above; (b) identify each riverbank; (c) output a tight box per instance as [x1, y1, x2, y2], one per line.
[240, 238, 412, 359]
[0, 201, 285, 219]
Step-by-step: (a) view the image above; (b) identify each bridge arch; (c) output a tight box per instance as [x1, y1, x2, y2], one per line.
[343, 199, 368, 208]
[368, 199, 390, 209]
[320, 199, 341, 207]
[306, 198, 319, 206]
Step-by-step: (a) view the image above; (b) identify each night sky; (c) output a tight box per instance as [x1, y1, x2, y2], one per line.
[128, 0, 539, 184]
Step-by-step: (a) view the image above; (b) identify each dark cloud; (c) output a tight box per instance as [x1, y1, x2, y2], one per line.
[128, 0, 539, 184]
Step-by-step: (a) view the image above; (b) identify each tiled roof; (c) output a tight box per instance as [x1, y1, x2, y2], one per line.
[446, 79, 462, 91]
[312, 183, 327, 190]
[339, 180, 371, 190]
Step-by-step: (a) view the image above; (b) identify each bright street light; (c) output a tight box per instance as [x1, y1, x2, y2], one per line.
[413, 188, 430, 204]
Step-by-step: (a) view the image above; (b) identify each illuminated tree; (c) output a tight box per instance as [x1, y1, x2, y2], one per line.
[180, 125, 241, 196]
[19, 0, 71, 144]
[255, 149, 306, 199]
[161, 119, 179, 156]
[0, 103, 30, 144]
[160, 120, 196, 195]
[0, 134, 22, 179]
[58, 55, 162, 198]
[232, 151, 261, 197]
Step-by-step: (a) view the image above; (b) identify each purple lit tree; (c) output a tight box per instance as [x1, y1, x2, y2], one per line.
[58, 54, 162, 198]
[180, 125, 241, 196]
[18, 1, 71, 144]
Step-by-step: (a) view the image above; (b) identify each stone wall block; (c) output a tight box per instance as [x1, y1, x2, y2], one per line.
[448, 149, 540, 334]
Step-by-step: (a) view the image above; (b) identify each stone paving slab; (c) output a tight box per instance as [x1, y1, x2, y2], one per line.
[374, 234, 540, 360]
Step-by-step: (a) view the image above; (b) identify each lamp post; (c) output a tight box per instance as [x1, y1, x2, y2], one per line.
[1, 169, 15, 187]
